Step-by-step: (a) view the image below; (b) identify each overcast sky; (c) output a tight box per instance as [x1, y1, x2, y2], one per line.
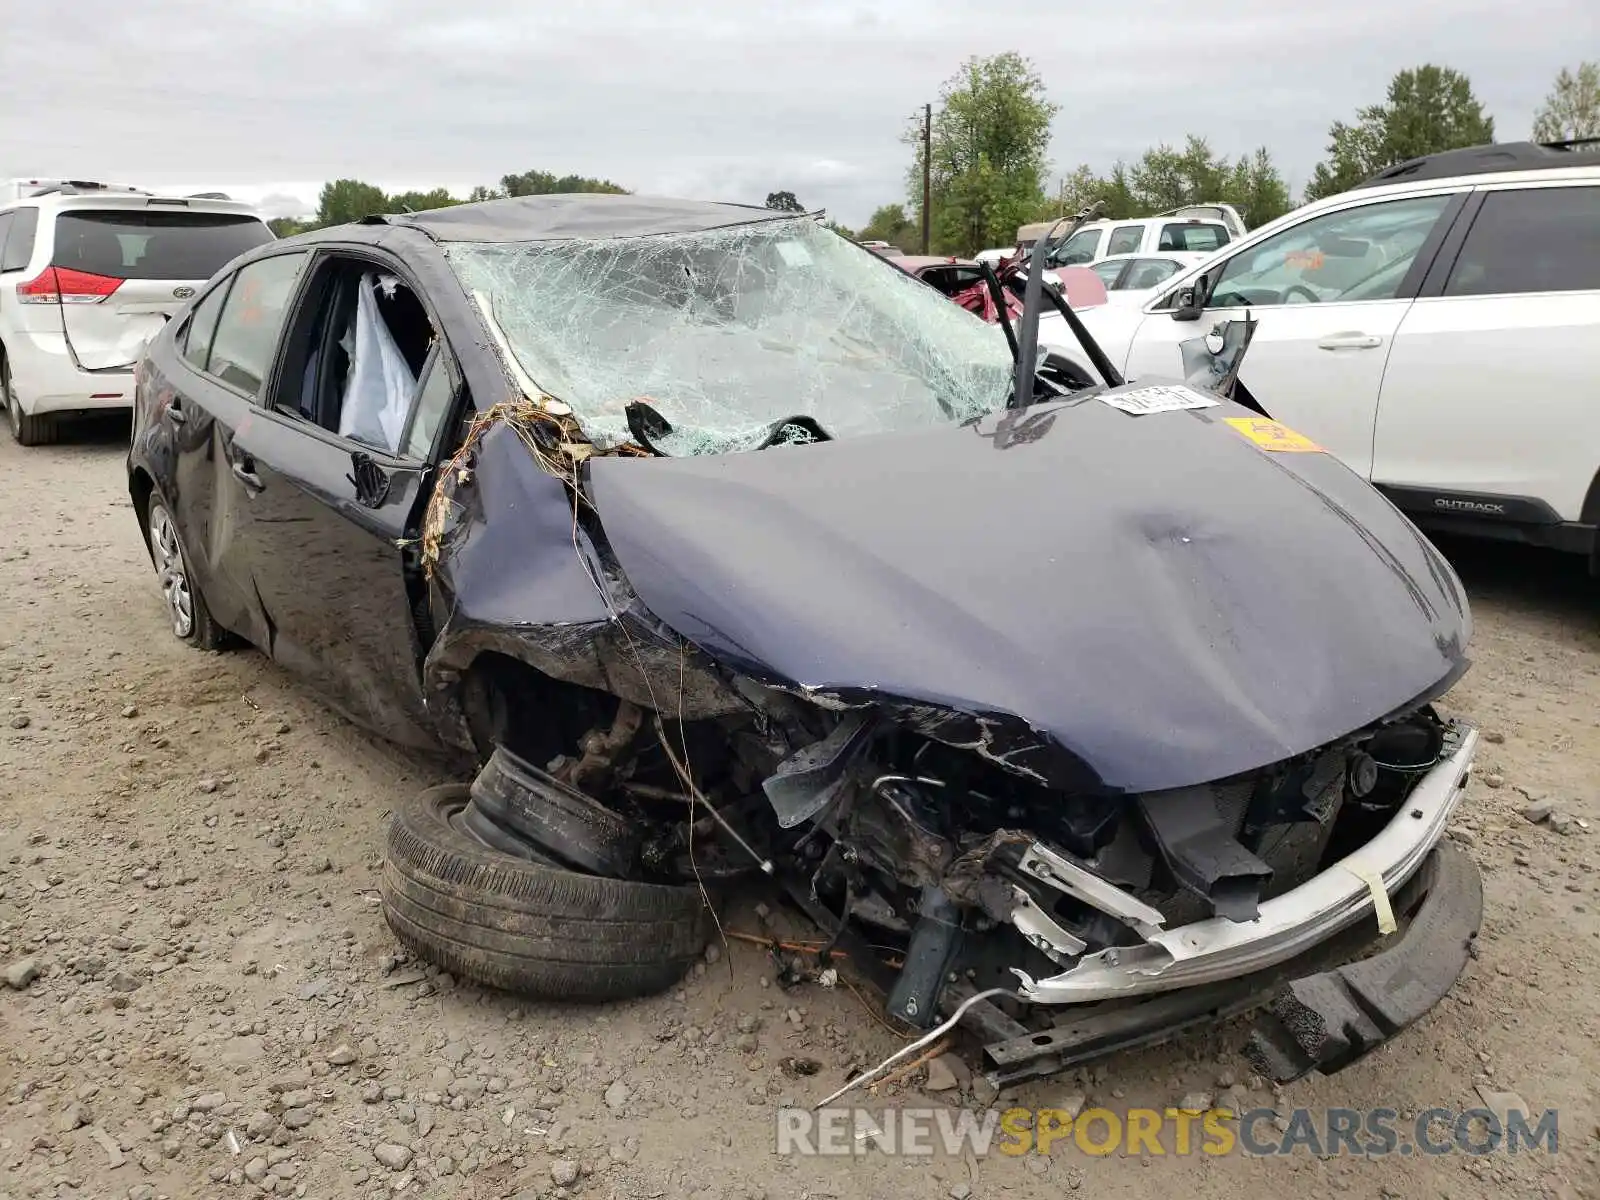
[2, 0, 1593, 226]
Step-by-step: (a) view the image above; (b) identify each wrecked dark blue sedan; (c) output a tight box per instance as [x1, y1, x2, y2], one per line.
[128, 195, 1482, 1088]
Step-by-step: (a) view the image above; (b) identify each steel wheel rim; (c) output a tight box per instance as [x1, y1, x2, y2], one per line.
[148, 506, 195, 638]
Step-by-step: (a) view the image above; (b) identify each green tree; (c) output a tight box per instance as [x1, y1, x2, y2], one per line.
[1130, 136, 1231, 213]
[1044, 163, 1138, 221]
[1306, 65, 1495, 201]
[1532, 62, 1600, 142]
[388, 187, 459, 213]
[765, 190, 804, 212]
[907, 52, 1058, 254]
[1034, 143, 1289, 233]
[857, 203, 920, 252]
[499, 170, 627, 197]
[1223, 147, 1293, 228]
[823, 219, 858, 240]
[267, 217, 312, 238]
[316, 179, 390, 226]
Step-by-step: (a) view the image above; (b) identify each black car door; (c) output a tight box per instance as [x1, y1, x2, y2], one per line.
[223, 249, 457, 749]
[164, 250, 315, 649]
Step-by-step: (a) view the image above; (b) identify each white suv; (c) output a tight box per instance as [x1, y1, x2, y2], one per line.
[0, 182, 273, 444]
[1054, 141, 1600, 567]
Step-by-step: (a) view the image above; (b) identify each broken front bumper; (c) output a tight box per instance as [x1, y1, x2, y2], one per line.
[973, 842, 1482, 1086]
[1013, 723, 1478, 1004]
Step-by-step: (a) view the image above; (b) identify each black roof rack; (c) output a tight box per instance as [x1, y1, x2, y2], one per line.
[1352, 139, 1600, 189]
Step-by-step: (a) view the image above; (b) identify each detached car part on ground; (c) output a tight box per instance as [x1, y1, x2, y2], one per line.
[128, 195, 1482, 1089]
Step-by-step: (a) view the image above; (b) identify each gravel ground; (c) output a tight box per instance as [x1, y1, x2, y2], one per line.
[2, 422, 1597, 1200]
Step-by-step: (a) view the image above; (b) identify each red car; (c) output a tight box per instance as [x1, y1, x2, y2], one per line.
[892, 254, 1107, 323]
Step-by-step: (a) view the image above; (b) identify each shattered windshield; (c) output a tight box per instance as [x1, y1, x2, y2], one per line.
[443, 216, 1014, 454]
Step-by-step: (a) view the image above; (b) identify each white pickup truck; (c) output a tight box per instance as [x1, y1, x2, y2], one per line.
[1015, 204, 1246, 265]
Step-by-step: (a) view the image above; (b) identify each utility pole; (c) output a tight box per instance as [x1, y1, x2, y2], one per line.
[921, 102, 932, 254]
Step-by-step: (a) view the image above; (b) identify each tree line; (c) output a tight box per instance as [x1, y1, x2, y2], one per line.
[269, 58, 1599, 256]
[267, 169, 627, 237]
[850, 56, 1598, 256]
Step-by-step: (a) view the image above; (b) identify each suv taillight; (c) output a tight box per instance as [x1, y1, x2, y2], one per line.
[17, 266, 123, 305]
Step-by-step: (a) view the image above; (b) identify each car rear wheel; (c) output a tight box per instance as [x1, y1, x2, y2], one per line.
[381, 785, 711, 1001]
[1, 356, 55, 447]
[145, 495, 226, 650]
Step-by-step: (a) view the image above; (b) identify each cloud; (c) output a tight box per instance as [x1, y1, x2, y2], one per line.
[252, 192, 317, 220]
[5, 0, 1593, 226]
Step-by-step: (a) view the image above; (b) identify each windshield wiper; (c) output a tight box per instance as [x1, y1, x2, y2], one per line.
[1008, 203, 1124, 409]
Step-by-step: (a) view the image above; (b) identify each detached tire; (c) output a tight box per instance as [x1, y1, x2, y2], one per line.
[382, 785, 711, 1001]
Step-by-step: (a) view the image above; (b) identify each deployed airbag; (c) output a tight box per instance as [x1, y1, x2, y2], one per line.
[338, 273, 415, 452]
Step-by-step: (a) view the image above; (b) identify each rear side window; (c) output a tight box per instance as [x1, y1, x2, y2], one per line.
[1127, 258, 1183, 289]
[1444, 186, 1600, 297]
[1090, 259, 1126, 287]
[1, 207, 36, 271]
[1158, 223, 1228, 252]
[207, 253, 310, 396]
[51, 211, 273, 281]
[182, 282, 231, 373]
[1106, 225, 1144, 256]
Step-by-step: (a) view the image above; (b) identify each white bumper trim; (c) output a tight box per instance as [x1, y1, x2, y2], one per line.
[1014, 724, 1478, 1004]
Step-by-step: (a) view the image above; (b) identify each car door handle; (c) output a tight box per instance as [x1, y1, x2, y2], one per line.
[166, 398, 187, 425]
[1317, 333, 1383, 351]
[230, 458, 263, 493]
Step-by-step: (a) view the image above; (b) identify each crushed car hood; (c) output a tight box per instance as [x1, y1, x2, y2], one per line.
[586, 391, 1470, 793]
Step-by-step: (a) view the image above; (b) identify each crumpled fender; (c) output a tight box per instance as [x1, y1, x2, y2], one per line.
[421, 422, 747, 747]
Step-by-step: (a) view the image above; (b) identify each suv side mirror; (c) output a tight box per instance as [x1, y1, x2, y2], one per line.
[1171, 273, 1209, 322]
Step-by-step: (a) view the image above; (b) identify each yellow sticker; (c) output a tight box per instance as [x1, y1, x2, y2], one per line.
[1224, 417, 1323, 453]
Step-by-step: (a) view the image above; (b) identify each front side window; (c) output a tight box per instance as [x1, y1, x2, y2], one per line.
[1106, 225, 1143, 256]
[1444, 186, 1600, 297]
[276, 259, 441, 455]
[1052, 229, 1102, 265]
[207, 253, 310, 396]
[445, 216, 1014, 455]
[1209, 195, 1452, 308]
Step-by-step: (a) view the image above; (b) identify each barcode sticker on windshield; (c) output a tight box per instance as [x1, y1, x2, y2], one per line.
[1099, 385, 1220, 415]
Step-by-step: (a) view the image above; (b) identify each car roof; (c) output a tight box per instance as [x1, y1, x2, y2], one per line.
[1352, 138, 1600, 189]
[375, 193, 798, 242]
[1, 193, 262, 218]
